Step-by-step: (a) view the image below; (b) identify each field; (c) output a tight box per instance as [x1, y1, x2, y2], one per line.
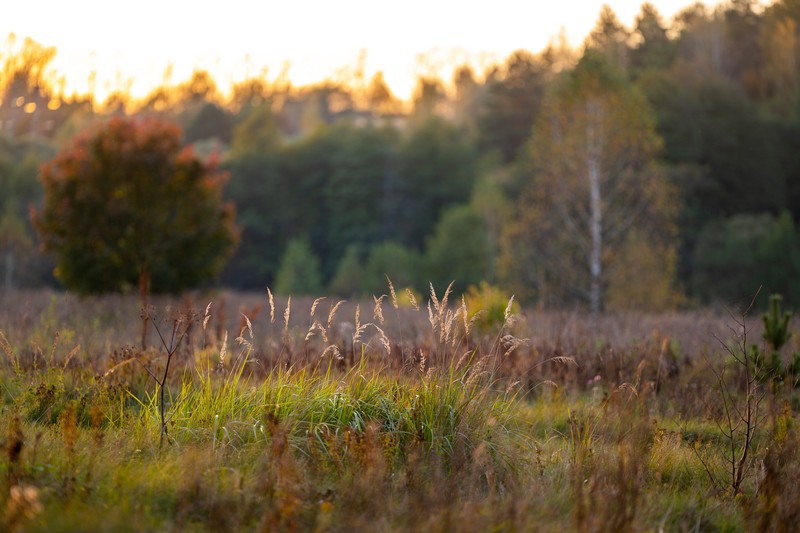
[1, 288, 799, 532]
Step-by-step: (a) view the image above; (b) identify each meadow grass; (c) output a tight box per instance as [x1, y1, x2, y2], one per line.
[0, 288, 798, 531]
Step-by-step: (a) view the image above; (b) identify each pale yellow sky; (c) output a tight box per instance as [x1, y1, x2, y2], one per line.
[1, 0, 761, 103]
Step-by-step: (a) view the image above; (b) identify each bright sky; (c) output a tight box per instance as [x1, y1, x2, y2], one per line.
[1, 0, 755, 103]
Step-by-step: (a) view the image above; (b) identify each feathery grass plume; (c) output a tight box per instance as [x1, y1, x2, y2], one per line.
[440, 281, 454, 311]
[429, 282, 440, 311]
[353, 323, 370, 346]
[465, 355, 489, 387]
[202, 302, 212, 331]
[431, 282, 454, 342]
[444, 308, 462, 346]
[284, 296, 291, 332]
[442, 309, 452, 344]
[615, 382, 639, 398]
[62, 344, 80, 369]
[327, 300, 346, 331]
[320, 344, 341, 360]
[219, 330, 228, 369]
[419, 350, 427, 373]
[235, 330, 252, 350]
[427, 301, 438, 338]
[501, 335, 529, 358]
[504, 295, 516, 324]
[241, 313, 253, 340]
[549, 355, 578, 368]
[352, 305, 370, 345]
[304, 324, 315, 342]
[386, 275, 398, 309]
[468, 310, 484, 334]
[405, 288, 419, 311]
[506, 380, 521, 394]
[200, 301, 213, 350]
[305, 320, 328, 342]
[454, 349, 475, 371]
[461, 295, 471, 336]
[310, 297, 325, 318]
[102, 357, 138, 378]
[373, 295, 385, 325]
[373, 324, 391, 356]
[267, 287, 275, 323]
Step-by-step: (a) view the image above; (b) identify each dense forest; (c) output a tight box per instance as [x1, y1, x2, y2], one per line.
[2, 0, 800, 310]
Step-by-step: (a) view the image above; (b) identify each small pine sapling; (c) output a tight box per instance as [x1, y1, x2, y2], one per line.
[754, 294, 794, 384]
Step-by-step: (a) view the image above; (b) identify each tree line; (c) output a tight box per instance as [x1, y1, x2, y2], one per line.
[2, 0, 800, 310]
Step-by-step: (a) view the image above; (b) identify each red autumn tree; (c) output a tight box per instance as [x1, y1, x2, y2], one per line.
[34, 116, 237, 297]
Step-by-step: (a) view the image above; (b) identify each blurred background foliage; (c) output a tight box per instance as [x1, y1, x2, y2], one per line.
[3, 0, 800, 310]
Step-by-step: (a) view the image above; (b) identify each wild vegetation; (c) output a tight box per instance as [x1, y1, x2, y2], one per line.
[1, 286, 800, 531]
[3, 1, 800, 530]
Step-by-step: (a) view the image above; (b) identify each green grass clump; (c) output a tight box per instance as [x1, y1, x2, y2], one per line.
[132, 353, 522, 469]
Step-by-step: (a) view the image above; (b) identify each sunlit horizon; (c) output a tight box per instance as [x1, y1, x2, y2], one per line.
[2, 0, 767, 106]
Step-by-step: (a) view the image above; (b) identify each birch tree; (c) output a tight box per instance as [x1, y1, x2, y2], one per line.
[500, 51, 678, 312]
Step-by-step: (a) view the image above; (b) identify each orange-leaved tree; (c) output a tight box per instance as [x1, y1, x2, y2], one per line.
[34, 116, 237, 299]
